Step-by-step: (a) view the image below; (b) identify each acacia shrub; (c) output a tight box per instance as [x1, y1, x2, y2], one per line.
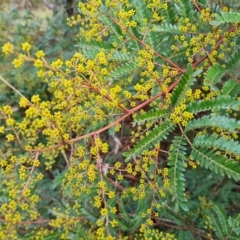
[1, 0, 240, 239]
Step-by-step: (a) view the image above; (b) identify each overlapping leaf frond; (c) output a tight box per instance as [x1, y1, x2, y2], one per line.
[228, 49, 240, 70]
[133, 0, 150, 22]
[221, 79, 240, 97]
[170, 71, 195, 107]
[210, 11, 240, 26]
[76, 40, 112, 52]
[185, 116, 240, 133]
[145, 31, 161, 52]
[177, 0, 195, 18]
[210, 3, 222, 14]
[99, 6, 122, 44]
[186, 96, 240, 113]
[155, 23, 180, 34]
[160, 2, 176, 24]
[110, 51, 135, 61]
[107, 62, 139, 81]
[209, 204, 231, 240]
[204, 64, 227, 88]
[190, 146, 240, 181]
[193, 134, 240, 156]
[123, 120, 175, 161]
[228, 215, 240, 237]
[132, 109, 170, 126]
[168, 136, 188, 212]
[171, 47, 188, 62]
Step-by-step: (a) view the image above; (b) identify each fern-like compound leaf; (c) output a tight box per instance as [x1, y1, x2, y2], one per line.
[132, 108, 170, 126]
[110, 51, 135, 61]
[210, 11, 240, 26]
[123, 120, 175, 161]
[160, 2, 176, 24]
[185, 116, 240, 133]
[194, 134, 240, 156]
[212, 205, 229, 236]
[210, 3, 222, 14]
[168, 136, 188, 212]
[134, 0, 150, 22]
[209, 204, 230, 240]
[228, 49, 240, 70]
[76, 40, 112, 52]
[155, 23, 181, 34]
[99, 6, 122, 44]
[204, 64, 227, 88]
[107, 62, 139, 82]
[190, 146, 240, 181]
[171, 70, 196, 107]
[186, 96, 240, 113]
[221, 79, 240, 97]
[177, 0, 194, 18]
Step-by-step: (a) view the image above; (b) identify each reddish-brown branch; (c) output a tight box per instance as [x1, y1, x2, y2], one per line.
[27, 79, 180, 152]
[191, 0, 201, 12]
[192, 26, 236, 68]
[81, 81, 130, 113]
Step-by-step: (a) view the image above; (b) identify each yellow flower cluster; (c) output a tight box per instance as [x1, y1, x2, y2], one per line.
[22, 42, 31, 51]
[170, 99, 194, 126]
[12, 54, 25, 68]
[2, 42, 14, 54]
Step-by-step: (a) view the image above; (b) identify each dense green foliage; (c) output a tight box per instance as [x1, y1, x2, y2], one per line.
[1, 0, 240, 239]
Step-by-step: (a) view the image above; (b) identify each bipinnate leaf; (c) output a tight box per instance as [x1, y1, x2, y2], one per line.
[123, 120, 175, 162]
[168, 136, 188, 212]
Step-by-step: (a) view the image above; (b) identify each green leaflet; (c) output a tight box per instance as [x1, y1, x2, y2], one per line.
[210, 214, 226, 240]
[190, 146, 240, 181]
[210, 3, 222, 14]
[107, 62, 139, 82]
[132, 108, 170, 126]
[119, 197, 130, 222]
[193, 134, 240, 156]
[82, 48, 135, 62]
[76, 40, 112, 52]
[171, 47, 188, 62]
[133, 0, 150, 22]
[110, 51, 135, 61]
[82, 49, 99, 59]
[204, 64, 227, 88]
[123, 120, 175, 162]
[154, 23, 181, 34]
[144, 30, 160, 53]
[221, 79, 240, 97]
[168, 136, 188, 212]
[209, 205, 230, 240]
[160, 3, 177, 24]
[208, 204, 240, 240]
[80, 208, 98, 223]
[170, 67, 197, 107]
[185, 115, 240, 133]
[212, 205, 229, 237]
[117, 220, 130, 231]
[99, 6, 122, 45]
[128, 216, 143, 233]
[228, 49, 240, 70]
[210, 12, 240, 26]
[175, 0, 194, 18]
[186, 96, 240, 113]
[228, 216, 240, 236]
